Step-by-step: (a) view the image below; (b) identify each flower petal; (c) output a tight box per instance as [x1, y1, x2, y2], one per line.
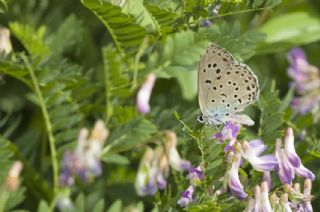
[228, 153, 247, 199]
[136, 73, 156, 114]
[248, 139, 267, 156]
[295, 164, 315, 181]
[284, 128, 301, 168]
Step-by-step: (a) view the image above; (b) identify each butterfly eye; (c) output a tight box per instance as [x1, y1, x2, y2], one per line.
[197, 115, 205, 123]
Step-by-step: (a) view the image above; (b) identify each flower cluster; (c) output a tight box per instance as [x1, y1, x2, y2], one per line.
[210, 122, 314, 210]
[135, 131, 191, 196]
[200, 4, 221, 27]
[245, 179, 313, 212]
[287, 48, 320, 116]
[177, 165, 204, 207]
[59, 120, 109, 187]
[275, 128, 314, 185]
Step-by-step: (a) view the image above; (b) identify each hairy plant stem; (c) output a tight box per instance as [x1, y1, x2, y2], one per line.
[22, 55, 59, 203]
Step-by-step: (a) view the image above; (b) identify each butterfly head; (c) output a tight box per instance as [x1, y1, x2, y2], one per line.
[197, 114, 225, 125]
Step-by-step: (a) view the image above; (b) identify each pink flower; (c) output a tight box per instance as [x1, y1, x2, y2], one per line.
[136, 73, 156, 114]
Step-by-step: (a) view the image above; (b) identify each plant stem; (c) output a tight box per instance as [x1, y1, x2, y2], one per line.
[205, 7, 268, 21]
[21, 55, 59, 198]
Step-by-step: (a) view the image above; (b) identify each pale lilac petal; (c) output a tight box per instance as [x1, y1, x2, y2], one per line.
[303, 179, 313, 212]
[200, 20, 212, 27]
[250, 154, 278, 172]
[275, 139, 295, 184]
[240, 141, 278, 172]
[284, 128, 301, 168]
[253, 186, 261, 211]
[261, 182, 272, 212]
[263, 171, 272, 192]
[188, 166, 204, 185]
[212, 121, 240, 142]
[224, 139, 236, 152]
[228, 153, 247, 199]
[136, 73, 156, 114]
[295, 164, 315, 181]
[177, 185, 194, 207]
[280, 193, 292, 212]
[166, 131, 191, 171]
[156, 173, 167, 190]
[248, 139, 267, 156]
[141, 181, 157, 195]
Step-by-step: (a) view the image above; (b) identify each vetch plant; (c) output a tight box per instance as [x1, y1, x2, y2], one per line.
[0, 0, 319, 211]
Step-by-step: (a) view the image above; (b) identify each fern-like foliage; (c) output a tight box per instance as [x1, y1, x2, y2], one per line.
[143, 1, 178, 34]
[257, 88, 284, 143]
[81, 0, 148, 55]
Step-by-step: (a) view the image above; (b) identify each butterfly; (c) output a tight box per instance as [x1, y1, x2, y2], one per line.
[197, 44, 260, 126]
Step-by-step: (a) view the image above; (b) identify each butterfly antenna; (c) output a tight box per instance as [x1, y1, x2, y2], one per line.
[173, 111, 193, 134]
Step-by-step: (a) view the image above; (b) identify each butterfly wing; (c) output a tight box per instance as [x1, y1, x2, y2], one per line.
[214, 64, 259, 125]
[198, 44, 236, 118]
[198, 44, 260, 126]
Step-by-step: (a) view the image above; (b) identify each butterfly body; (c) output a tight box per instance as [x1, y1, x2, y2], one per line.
[198, 44, 259, 126]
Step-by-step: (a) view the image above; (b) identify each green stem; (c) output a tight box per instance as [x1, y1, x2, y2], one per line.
[205, 7, 268, 21]
[21, 55, 59, 199]
[131, 37, 149, 90]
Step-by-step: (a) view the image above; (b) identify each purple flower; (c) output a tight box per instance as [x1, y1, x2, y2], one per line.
[287, 48, 320, 115]
[275, 129, 315, 184]
[290, 91, 320, 115]
[275, 139, 295, 184]
[284, 128, 301, 168]
[165, 131, 191, 171]
[177, 185, 195, 207]
[287, 48, 319, 91]
[295, 164, 315, 180]
[135, 147, 157, 196]
[253, 185, 262, 211]
[188, 165, 204, 185]
[212, 121, 240, 143]
[136, 73, 156, 114]
[240, 140, 278, 172]
[263, 171, 272, 192]
[261, 182, 272, 212]
[228, 153, 247, 199]
[200, 20, 212, 27]
[59, 120, 109, 187]
[156, 172, 167, 190]
[303, 179, 313, 212]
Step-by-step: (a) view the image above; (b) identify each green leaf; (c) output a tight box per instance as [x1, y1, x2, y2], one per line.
[147, 30, 209, 100]
[143, 2, 178, 34]
[81, 0, 148, 55]
[106, 118, 157, 153]
[258, 89, 284, 143]
[37, 201, 50, 212]
[102, 153, 130, 165]
[9, 22, 49, 57]
[258, 12, 320, 53]
[47, 14, 84, 58]
[75, 193, 85, 212]
[107, 200, 122, 212]
[0, 0, 7, 13]
[92, 200, 105, 212]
